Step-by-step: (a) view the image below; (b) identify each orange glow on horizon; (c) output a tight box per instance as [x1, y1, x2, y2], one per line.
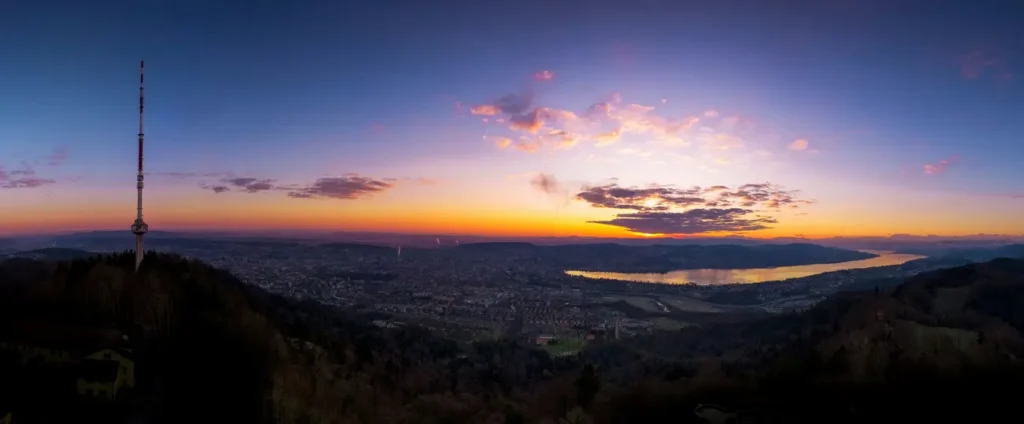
[2, 187, 1023, 239]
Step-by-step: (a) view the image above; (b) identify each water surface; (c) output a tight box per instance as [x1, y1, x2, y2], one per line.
[565, 250, 926, 285]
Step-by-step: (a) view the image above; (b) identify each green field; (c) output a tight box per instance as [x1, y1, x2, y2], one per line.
[605, 295, 662, 312]
[541, 338, 586, 356]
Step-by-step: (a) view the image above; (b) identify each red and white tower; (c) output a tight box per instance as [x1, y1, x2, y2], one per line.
[130, 60, 149, 272]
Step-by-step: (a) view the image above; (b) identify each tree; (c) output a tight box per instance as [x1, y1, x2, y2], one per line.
[574, 364, 599, 409]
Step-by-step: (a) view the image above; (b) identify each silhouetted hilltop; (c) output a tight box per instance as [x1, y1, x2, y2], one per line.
[897, 243, 1024, 261]
[7, 247, 99, 260]
[458, 242, 537, 249]
[318, 241, 394, 252]
[456, 242, 877, 273]
[1, 254, 1022, 423]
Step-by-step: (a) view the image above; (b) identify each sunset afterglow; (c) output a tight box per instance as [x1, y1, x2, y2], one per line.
[1, 2, 1022, 239]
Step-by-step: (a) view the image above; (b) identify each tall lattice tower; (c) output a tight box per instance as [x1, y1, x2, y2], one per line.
[130, 60, 149, 272]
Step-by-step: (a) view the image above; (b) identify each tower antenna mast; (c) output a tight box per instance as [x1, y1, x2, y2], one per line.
[130, 60, 149, 272]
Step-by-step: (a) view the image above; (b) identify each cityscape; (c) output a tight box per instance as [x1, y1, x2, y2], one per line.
[2, 233, 966, 355]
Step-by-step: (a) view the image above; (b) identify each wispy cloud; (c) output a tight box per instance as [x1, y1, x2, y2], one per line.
[0, 146, 67, 189]
[575, 181, 813, 235]
[589, 209, 777, 235]
[199, 173, 396, 200]
[529, 173, 561, 194]
[150, 171, 226, 179]
[285, 175, 393, 200]
[43, 146, 69, 166]
[224, 177, 277, 193]
[923, 156, 959, 175]
[0, 170, 56, 189]
[533, 70, 555, 81]
[788, 139, 809, 151]
[468, 75, 766, 163]
[959, 49, 1013, 81]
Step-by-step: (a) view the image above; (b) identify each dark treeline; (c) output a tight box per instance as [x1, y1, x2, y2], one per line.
[1, 252, 1023, 423]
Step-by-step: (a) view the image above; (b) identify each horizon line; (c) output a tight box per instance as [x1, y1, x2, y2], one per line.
[3, 227, 1024, 241]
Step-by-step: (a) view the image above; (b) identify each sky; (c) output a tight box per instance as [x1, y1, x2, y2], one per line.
[1, 0, 1023, 239]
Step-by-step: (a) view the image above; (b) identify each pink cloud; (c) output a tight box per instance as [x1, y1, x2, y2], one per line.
[960, 50, 1012, 81]
[533, 70, 555, 81]
[470, 104, 499, 116]
[788, 139, 809, 151]
[923, 156, 959, 175]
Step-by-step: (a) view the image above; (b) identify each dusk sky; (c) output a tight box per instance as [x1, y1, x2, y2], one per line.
[1, 0, 1022, 238]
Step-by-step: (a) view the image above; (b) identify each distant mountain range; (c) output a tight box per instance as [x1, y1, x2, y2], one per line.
[4, 247, 100, 260]
[3, 229, 1023, 252]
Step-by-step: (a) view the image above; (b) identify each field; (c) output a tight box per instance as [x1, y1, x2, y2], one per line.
[604, 296, 663, 312]
[541, 338, 586, 356]
[649, 317, 691, 330]
[660, 296, 729, 313]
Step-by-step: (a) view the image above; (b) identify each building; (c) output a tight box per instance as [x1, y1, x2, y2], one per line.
[0, 323, 128, 362]
[0, 322, 135, 402]
[535, 335, 555, 345]
[76, 360, 124, 401]
[83, 348, 135, 388]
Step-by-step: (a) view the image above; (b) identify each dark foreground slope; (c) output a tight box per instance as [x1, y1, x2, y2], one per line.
[1, 254, 1023, 423]
[0, 252, 578, 424]
[582, 258, 1024, 422]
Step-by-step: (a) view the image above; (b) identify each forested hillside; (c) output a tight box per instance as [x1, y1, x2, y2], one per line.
[1, 253, 1022, 423]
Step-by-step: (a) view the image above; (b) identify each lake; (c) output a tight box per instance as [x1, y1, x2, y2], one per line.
[564, 250, 926, 285]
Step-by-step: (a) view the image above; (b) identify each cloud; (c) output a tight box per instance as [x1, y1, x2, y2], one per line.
[576, 183, 706, 211]
[593, 128, 622, 147]
[960, 50, 1013, 80]
[470, 83, 745, 155]
[575, 181, 812, 235]
[923, 156, 959, 175]
[589, 209, 777, 235]
[410, 177, 438, 186]
[223, 177, 276, 193]
[492, 135, 543, 153]
[44, 146, 69, 166]
[577, 182, 808, 212]
[286, 175, 393, 200]
[198, 173, 395, 200]
[151, 171, 225, 179]
[0, 173, 56, 189]
[0, 162, 57, 190]
[788, 139, 809, 151]
[530, 173, 561, 195]
[533, 70, 555, 81]
[0, 146, 69, 188]
[469, 74, 788, 168]
[470, 104, 499, 116]
[198, 177, 277, 194]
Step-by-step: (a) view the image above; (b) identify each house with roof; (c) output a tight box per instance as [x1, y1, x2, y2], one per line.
[76, 360, 124, 401]
[0, 322, 135, 401]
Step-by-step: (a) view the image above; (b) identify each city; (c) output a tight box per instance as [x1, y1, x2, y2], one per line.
[2, 236, 957, 356]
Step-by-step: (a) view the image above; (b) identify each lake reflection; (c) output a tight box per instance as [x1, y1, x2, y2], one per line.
[565, 250, 926, 285]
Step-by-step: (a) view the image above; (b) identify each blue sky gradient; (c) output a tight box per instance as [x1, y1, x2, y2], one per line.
[1, 0, 1022, 237]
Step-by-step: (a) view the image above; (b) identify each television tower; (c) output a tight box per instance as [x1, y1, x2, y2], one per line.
[130, 60, 149, 272]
